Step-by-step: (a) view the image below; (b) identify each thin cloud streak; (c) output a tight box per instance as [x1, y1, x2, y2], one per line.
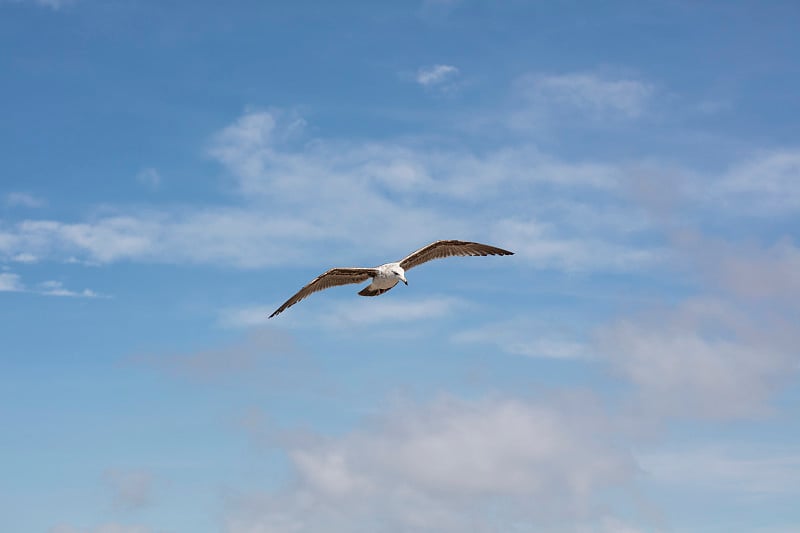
[416, 64, 459, 87]
[321, 296, 464, 328]
[4, 191, 46, 208]
[0, 272, 24, 292]
[49, 525, 153, 533]
[640, 445, 800, 496]
[0, 272, 101, 297]
[715, 149, 800, 215]
[38, 280, 103, 298]
[534, 73, 653, 117]
[453, 317, 591, 359]
[509, 72, 654, 130]
[131, 327, 306, 386]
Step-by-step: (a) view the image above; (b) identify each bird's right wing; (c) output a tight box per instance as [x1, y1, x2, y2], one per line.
[399, 240, 514, 271]
[269, 267, 378, 318]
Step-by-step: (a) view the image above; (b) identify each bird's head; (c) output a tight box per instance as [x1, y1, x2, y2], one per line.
[392, 267, 408, 285]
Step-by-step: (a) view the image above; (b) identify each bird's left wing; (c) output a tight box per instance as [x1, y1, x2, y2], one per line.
[269, 267, 378, 318]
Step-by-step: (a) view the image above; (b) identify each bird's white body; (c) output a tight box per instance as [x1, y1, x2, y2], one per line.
[356, 262, 407, 296]
[370, 263, 407, 290]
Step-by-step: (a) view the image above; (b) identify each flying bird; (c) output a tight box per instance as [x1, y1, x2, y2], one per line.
[269, 240, 514, 318]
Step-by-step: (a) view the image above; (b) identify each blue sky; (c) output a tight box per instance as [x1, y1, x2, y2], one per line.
[2, 1, 800, 532]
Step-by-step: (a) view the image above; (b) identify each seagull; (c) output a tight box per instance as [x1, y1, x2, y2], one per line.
[269, 240, 514, 318]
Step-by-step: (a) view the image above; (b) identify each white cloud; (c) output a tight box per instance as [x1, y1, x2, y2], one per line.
[0, 273, 102, 297]
[2, 96, 794, 287]
[5, 191, 45, 208]
[495, 218, 660, 272]
[0, 272, 24, 292]
[2, 0, 73, 10]
[415, 64, 459, 87]
[225, 395, 639, 533]
[0, 208, 647, 273]
[453, 317, 590, 359]
[597, 298, 798, 419]
[622, 149, 800, 220]
[516, 72, 654, 119]
[713, 149, 800, 215]
[11, 252, 37, 263]
[9, 217, 157, 263]
[38, 280, 102, 298]
[321, 296, 462, 328]
[0, 210, 335, 268]
[204, 110, 653, 269]
[34, 0, 71, 9]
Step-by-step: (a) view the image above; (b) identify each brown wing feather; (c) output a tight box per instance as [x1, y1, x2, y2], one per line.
[399, 240, 514, 271]
[269, 267, 378, 318]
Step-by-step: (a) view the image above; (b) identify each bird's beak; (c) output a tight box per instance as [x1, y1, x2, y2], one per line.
[402, 279, 408, 285]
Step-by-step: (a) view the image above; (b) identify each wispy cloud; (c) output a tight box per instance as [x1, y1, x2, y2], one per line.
[11, 252, 38, 263]
[135, 168, 161, 190]
[517, 72, 654, 119]
[0, 272, 24, 292]
[711, 149, 800, 215]
[1, 109, 656, 273]
[133, 327, 303, 385]
[0, 210, 335, 268]
[453, 317, 591, 359]
[0, 271, 102, 297]
[495, 218, 661, 272]
[38, 280, 102, 298]
[415, 64, 459, 87]
[3, 108, 790, 282]
[321, 296, 464, 329]
[49, 524, 153, 533]
[103, 469, 155, 510]
[3, 0, 73, 10]
[507, 71, 655, 133]
[597, 298, 798, 420]
[640, 445, 800, 496]
[33, 0, 71, 9]
[5, 191, 46, 208]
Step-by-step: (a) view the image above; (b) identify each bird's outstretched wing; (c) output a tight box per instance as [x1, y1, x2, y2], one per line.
[399, 240, 514, 271]
[269, 268, 378, 318]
